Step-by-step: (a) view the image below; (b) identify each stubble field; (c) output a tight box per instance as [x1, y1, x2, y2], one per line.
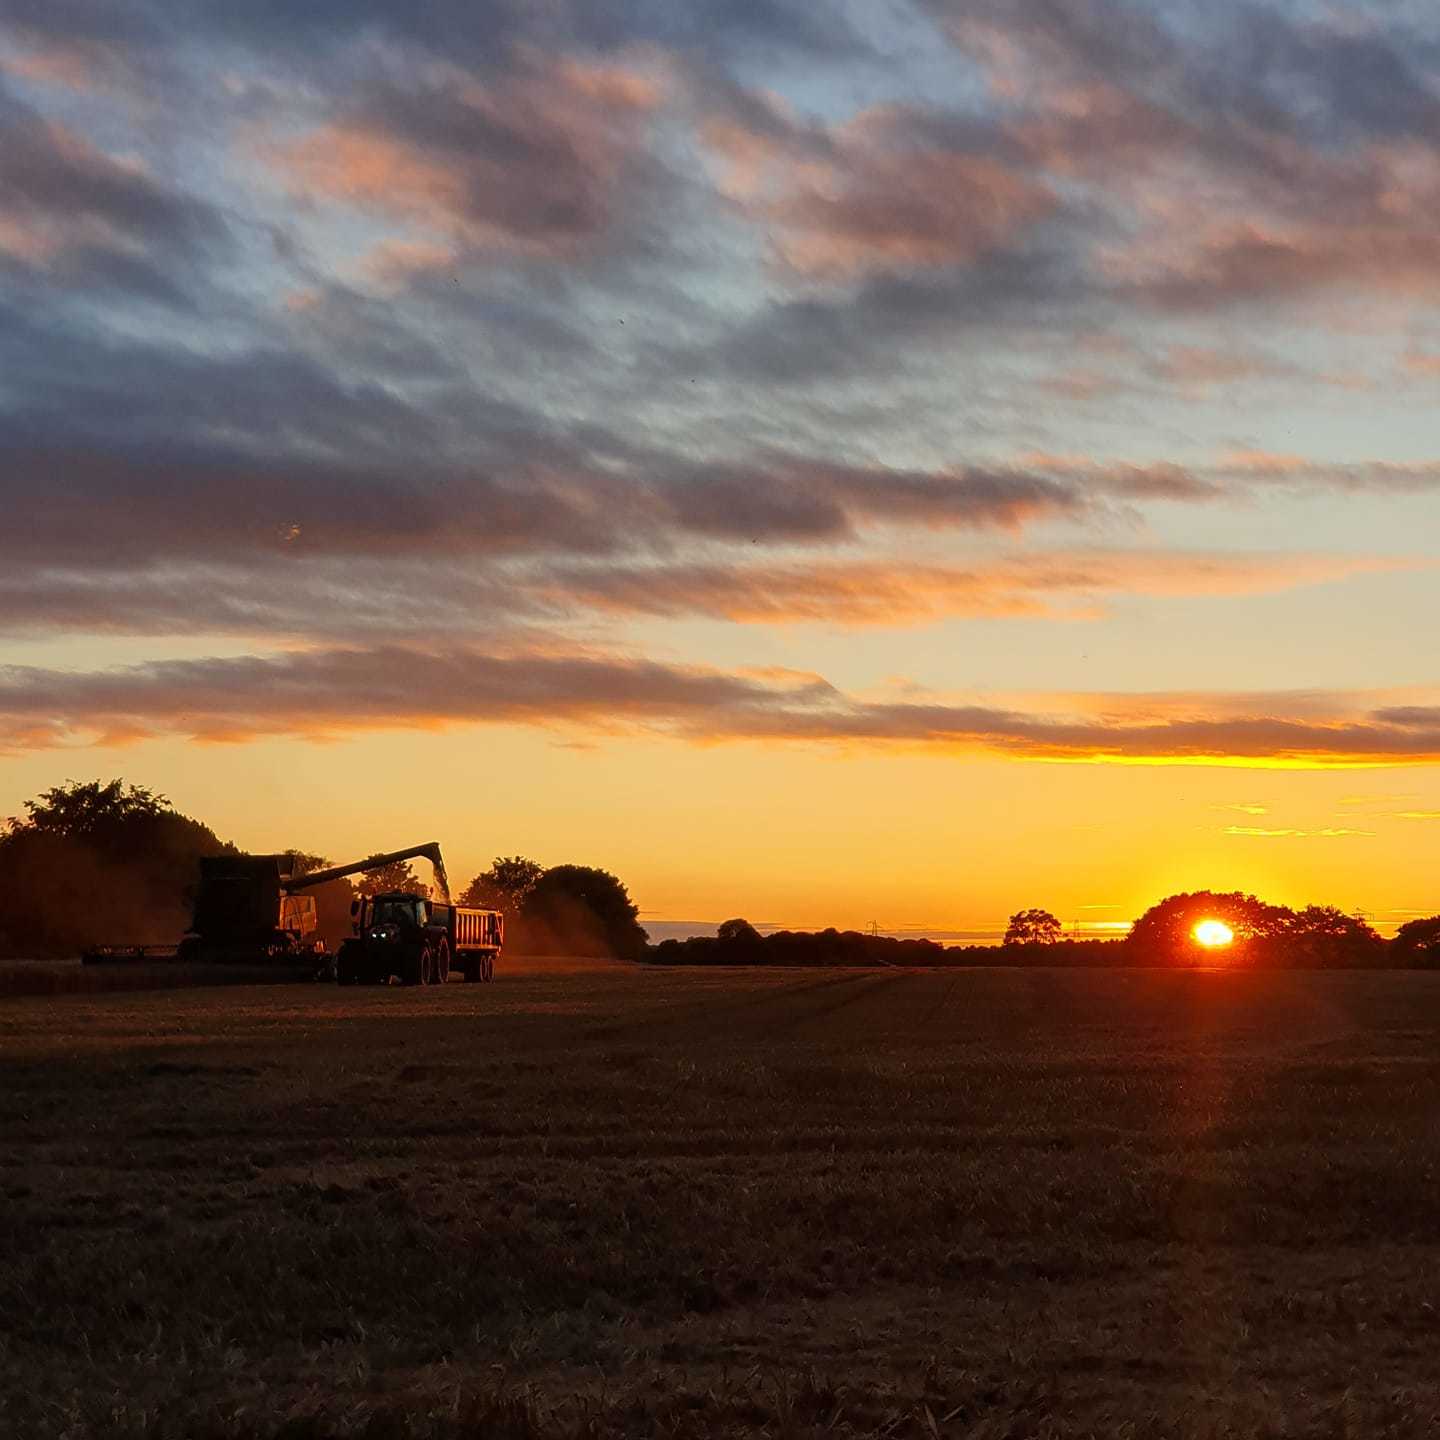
[5, 961, 1440, 1438]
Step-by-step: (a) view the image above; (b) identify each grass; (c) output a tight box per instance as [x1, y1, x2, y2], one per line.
[5, 963, 1440, 1436]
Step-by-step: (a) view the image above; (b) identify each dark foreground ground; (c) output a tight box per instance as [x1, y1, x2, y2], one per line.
[6, 963, 1440, 1438]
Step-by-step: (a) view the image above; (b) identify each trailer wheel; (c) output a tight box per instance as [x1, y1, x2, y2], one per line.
[435, 939, 450, 984]
[482, 953, 495, 983]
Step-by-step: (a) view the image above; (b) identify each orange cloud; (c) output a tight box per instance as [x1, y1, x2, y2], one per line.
[1157, 345, 1298, 387]
[703, 100, 1055, 279]
[535, 550, 1413, 627]
[1402, 350, 1440, 375]
[1224, 825, 1374, 839]
[268, 52, 666, 264]
[0, 43, 98, 91]
[4, 648, 1440, 769]
[0, 100, 225, 285]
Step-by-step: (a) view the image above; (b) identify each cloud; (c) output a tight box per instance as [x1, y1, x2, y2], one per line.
[704, 97, 1056, 280]
[0, 419, 1114, 572]
[1156, 345, 1301, 388]
[0, 646, 835, 749]
[267, 51, 668, 265]
[4, 645, 1440, 768]
[666, 250, 1086, 385]
[0, 80, 228, 300]
[1, 0, 866, 93]
[0, 547, 1409, 651]
[0, 8, 172, 98]
[1373, 706, 1440, 728]
[919, 0, 1440, 311]
[680, 7, 1440, 383]
[1223, 825, 1374, 838]
[529, 549, 1412, 628]
[4, 339, 1436, 585]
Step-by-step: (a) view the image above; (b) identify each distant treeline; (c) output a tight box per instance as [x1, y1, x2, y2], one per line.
[648, 898, 1440, 969]
[647, 926, 1119, 968]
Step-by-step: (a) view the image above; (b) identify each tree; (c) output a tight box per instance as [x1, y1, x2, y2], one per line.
[459, 855, 543, 917]
[1287, 904, 1363, 937]
[355, 858, 424, 898]
[1394, 916, 1440, 967]
[716, 917, 765, 960]
[1128, 890, 1292, 963]
[521, 865, 648, 960]
[1274, 905, 1383, 968]
[1003, 908, 1062, 946]
[0, 779, 230, 958]
[20, 779, 169, 840]
[718, 917, 763, 945]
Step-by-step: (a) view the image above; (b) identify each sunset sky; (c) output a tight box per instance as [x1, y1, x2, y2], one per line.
[3, 0, 1439, 938]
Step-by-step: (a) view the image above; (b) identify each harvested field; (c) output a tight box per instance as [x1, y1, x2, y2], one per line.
[0, 960, 316, 1000]
[5, 962, 1440, 1437]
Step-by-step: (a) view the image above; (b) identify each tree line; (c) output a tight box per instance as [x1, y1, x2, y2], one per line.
[3, 779, 1435, 968]
[0, 780, 646, 961]
[1000, 892, 1440, 967]
[651, 893, 1440, 968]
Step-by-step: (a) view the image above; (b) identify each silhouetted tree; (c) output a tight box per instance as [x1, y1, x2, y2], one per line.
[1128, 890, 1292, 963]
[20, 779, 170, 838]
[1394, 916, 1440, 967]
[649, 926, 949, 967]
[718, 917, 763, 945]
[521, 865, 648, 960]
[1235, 905, 1380, 968]
[0, 779, 230, 957]
[355, 858, 424, 898]
[716, 917, 765, 960]
[1003, 908, 1062, 946]
[459, 856, 543, 918]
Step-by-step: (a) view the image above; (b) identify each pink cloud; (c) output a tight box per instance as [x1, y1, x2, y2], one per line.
[269, 52, 667, 264]
[532, 549, 1413, 628]
[703, 101, 1055, 280]
[3, 647, 1440, 768]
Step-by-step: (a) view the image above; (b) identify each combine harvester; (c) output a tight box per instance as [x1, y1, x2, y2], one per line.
[83, 843, 502, 985]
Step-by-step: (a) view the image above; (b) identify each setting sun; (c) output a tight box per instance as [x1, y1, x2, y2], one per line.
[1194, 919, 1235, 948]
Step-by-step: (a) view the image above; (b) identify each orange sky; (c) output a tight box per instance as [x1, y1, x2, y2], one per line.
[4, 726, 1434, 939]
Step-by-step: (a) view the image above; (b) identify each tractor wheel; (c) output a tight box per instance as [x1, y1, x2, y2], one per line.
[435, 940, 451, 984]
